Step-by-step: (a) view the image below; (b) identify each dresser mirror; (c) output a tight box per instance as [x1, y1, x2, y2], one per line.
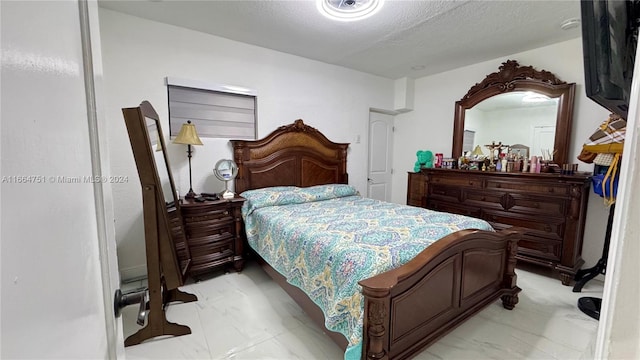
[452, 60, 576, 166]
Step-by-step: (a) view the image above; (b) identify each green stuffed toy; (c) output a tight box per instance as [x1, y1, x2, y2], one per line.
[414, 150, 434, 172]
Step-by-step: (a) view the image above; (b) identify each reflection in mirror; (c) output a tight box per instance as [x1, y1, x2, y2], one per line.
[453, 60, 576, 166]
[463, 92, 559, 159]
[145, 116, 174, 205]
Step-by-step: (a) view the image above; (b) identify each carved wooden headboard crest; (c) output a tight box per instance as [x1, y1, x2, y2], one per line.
[230, 119, 349, 194]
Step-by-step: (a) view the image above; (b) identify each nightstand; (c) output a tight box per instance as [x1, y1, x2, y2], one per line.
[179, 195, 245, 277]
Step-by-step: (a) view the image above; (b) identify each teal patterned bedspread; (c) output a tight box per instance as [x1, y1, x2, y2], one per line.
[241, 184, 494, 359]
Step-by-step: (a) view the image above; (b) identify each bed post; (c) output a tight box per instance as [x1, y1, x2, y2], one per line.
[232, 143, 246, 194]
[501, 236, 521, 310]
[361, 276, 394, 360]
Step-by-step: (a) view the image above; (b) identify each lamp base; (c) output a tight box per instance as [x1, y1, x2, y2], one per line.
[184, 189, 197, 199]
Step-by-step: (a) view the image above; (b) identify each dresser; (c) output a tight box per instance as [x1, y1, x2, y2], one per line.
[408, 169, 591, 285]
[179, 196, 245, 277]
[407, 172, 427, 207]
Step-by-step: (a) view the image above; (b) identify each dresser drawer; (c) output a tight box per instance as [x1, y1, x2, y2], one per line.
[517, 234, 562, 261]
[429, 185, 461, 203]
[463, 190, 503, 208]
[427, 199, 482, 218]
[490, 221, 562, 261]
[485, 179, 570, 196]
[429, 174, 483, 188]
[483, 209, 564, 240]
[509, 193, 567, 216]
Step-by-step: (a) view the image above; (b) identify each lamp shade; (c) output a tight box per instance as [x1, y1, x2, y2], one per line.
[173, 120, 203, 146]
[471, 145, 484, 156]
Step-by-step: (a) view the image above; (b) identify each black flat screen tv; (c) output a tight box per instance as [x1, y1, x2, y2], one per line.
[581, 0, 640, 120]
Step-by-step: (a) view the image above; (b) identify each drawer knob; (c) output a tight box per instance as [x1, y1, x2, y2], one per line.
[533, 202, 540, 208]
[223, 211, 229, 215]
[468, 181, 474, 185]
[544, 225, 552, 232]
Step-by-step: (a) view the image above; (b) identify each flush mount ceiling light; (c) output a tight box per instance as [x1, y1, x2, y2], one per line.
[560, 17, 581, 30]
[316, 0, 384, 22]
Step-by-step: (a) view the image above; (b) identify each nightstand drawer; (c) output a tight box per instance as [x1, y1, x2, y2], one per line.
[190, 249, 235, 273]
[190, 236, 234, 256]
[188, 231, 234, 247]
[185, 222, 233, 239]
[182, 207, 231, 222]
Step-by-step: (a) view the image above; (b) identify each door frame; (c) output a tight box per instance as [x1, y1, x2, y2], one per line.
[80, 0, 123, 357]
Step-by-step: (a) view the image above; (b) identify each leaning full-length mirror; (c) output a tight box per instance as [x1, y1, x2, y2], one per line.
[142, 107, 192, 279]
[122, 100, 196, 346]
[123, 101, 192, 285]
[452, 60, 576, 166]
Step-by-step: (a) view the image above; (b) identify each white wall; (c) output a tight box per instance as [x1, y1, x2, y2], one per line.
[98, 9, 394, 280]
[392, 38, 612, 273]
[1, 1, 117, 358]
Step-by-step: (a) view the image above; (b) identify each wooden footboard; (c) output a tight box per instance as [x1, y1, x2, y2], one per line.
[359, 228, 521, 360]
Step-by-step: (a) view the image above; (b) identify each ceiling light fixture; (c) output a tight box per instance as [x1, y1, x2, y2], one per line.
[316, 0, 384, 22]
[560, 18, 581, 30]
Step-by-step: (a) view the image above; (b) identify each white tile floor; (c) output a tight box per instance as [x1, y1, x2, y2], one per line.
[122, 261, 603, 359]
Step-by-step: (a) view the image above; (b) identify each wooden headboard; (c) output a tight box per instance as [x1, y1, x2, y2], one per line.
[230, 119, 349, 194]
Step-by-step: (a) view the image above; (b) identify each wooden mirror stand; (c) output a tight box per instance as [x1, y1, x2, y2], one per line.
[122, 101, 197, 346]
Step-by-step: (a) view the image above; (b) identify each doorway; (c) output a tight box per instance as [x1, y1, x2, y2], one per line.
[367, 112, 394, 201]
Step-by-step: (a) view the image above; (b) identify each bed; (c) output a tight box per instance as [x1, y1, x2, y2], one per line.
[231, 119, 521, 360]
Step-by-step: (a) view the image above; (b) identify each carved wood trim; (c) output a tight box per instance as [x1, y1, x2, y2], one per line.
[463, 60, 567, 100]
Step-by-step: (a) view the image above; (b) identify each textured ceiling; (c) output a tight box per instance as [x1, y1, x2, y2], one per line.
[98, 0, 582, 79]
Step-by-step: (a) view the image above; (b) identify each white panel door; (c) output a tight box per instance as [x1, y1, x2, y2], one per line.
[1, 1, 121, 358]
[531, 125, 556, 159]
[367, 112, 394, 201]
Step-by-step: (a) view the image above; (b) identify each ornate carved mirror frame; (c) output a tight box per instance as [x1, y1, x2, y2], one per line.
[452, 60, 576, 166]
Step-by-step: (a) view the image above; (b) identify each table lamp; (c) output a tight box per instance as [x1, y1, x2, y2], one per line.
[173, 120, 203, 199]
